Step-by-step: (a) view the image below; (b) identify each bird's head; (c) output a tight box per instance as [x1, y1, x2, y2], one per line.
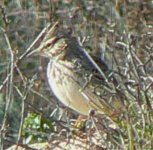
[27, 22, 73, 60]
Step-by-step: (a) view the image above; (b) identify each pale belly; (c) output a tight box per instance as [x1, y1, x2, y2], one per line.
[47, 61, 91, 115]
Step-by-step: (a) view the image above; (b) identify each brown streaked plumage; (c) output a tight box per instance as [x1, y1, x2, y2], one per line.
[28, 22, 125, 121]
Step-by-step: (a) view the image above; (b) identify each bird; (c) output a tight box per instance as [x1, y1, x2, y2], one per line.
[28, 22, 125, 122]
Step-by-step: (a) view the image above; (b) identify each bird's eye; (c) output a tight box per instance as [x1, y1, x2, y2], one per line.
[44, 38, 59, 49]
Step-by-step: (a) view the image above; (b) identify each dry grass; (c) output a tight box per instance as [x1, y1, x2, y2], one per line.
[0, 0, 153, 149]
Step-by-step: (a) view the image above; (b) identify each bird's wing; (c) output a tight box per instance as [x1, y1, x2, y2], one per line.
[67, 41, 125, 120]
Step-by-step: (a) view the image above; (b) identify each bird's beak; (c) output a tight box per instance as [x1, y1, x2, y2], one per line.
[26, 47, 41, 57]
[26, 21, 59, 58]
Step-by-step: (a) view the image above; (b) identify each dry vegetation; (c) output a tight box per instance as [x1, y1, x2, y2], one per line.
[0, 0, 153, 150]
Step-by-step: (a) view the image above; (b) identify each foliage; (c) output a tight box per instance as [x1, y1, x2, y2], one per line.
[0, 0, 153, 149]
[22, 112, 54, 144]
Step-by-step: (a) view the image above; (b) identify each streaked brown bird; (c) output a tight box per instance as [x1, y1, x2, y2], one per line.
[28, 22, 125, 122]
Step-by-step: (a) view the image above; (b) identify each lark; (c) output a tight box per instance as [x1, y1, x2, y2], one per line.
[28, 22, 125, 122]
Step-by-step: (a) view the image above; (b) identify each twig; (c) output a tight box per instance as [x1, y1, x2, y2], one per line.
[0, 27, 14, 150]
[5, 138, 37, 150]
[18, 23, 51, 61]
[0, 23, 51, 91]
[14, 86, 28, 147]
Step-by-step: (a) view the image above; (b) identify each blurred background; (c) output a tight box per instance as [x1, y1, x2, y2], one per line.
[0, 0, 153, 149]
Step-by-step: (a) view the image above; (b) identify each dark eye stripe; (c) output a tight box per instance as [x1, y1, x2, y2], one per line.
[43, 37, 60, 49]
